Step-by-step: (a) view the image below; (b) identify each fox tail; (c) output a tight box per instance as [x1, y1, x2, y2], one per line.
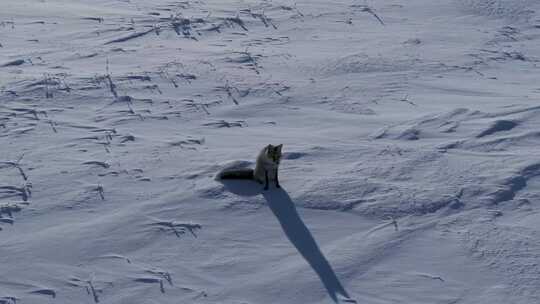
[218, 169, 254, 180]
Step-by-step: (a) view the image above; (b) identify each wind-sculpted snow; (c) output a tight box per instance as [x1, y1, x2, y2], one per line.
[2, 0, 540, 303]
[456, 0, 538, 21]
[320, 54, 421, 76]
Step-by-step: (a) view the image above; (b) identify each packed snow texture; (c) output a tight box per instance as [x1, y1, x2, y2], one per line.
[1, 0, 540, 303]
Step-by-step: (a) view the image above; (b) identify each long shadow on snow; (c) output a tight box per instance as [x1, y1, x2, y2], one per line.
[221, 180, 354, 303]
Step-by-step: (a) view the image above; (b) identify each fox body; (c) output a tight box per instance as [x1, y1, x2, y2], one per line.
[219, 144, 283, 190]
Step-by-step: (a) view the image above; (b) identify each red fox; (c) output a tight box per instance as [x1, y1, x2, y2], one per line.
[219, 144, 283, 190]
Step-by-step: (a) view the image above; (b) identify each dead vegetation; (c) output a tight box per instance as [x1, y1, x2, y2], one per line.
[350, 4, 385, 25]
[149, 219, 202, 238]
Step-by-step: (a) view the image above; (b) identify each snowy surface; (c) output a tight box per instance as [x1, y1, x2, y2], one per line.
[1, 0, 540, 303]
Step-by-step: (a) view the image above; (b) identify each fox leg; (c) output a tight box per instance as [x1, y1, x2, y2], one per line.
[275, 169, 280, 188]
[264, 170, 269, 190]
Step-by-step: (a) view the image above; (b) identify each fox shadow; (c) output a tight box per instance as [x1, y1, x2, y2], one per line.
[220, 180, 355, 303]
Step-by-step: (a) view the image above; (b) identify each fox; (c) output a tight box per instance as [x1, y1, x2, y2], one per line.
[219, 144, 283, 190]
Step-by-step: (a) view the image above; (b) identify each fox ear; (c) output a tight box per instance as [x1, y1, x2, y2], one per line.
[276, 144, 283, 152]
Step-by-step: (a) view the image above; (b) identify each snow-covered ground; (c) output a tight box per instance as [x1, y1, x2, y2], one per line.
[1, 0, 540, 303]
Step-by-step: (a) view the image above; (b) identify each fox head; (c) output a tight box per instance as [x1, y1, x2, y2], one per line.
[266, 144, 283, 163]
